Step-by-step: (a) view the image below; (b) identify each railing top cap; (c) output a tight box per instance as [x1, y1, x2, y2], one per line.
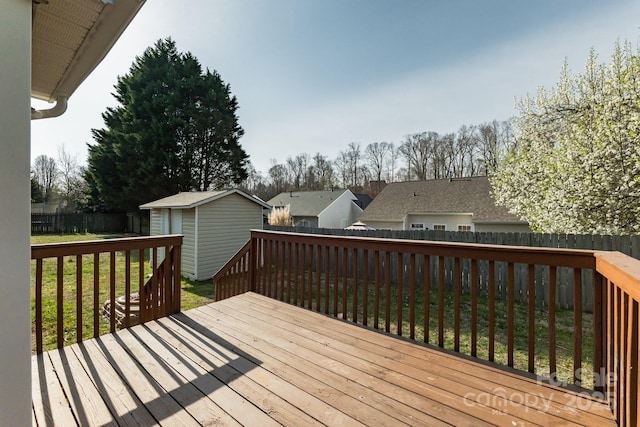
[251, 229, 597, 255]
[31, 234, 183, 258]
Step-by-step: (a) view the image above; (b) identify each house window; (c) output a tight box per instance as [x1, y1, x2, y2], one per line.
[457, 225, 472, 232]
[432, 224, 446, 231]
[298, 219, 310, 227]
[410, 223, 424, 230]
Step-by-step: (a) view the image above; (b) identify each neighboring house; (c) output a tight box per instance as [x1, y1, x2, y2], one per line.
[353, 193, 373, 210]
[267, 189, 363, 229]
[360, 177, 530, 233]
[140, 189, 270, 280]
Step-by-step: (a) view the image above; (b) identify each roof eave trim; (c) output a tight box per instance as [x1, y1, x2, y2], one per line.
[33, 0, 146, 104]
[31, 96, 68, 120]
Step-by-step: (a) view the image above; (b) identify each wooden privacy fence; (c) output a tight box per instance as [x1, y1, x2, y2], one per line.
[31, 213, 128, 234]
[214, 229, 640, 427]
[266, 225, 640, 257]
[266, 225, 640, 310]
[31, 235, 182, 353]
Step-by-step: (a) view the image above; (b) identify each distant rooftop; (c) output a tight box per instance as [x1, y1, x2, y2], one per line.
[267, 189, 353, 216]
[360, 177, 525, 224]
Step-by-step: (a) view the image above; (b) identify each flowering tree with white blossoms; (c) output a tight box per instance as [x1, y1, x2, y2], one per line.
[491, 42, 640, 234]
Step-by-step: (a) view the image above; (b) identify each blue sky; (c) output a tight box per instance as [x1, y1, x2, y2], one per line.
[31, 0, 640, 175]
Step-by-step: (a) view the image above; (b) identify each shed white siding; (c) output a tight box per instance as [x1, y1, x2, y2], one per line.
[148, 209, 168, 265]
[196, 193, 264, 279]
[318, 191, 361, 229]
[181, 209, 196, 278]
[150, 209, 162, 236]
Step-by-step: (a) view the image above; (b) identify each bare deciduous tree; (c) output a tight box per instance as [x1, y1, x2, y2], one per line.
[399, 132, 438, 180]
[364, 141, 392, 192]
[454, 124, 479, 177]
[57, 145, 86, 211]
[478, 120, 513, 175]
[33, 155, 58, 203]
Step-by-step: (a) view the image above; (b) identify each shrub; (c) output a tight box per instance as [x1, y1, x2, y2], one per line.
[268, 205, 293, 226]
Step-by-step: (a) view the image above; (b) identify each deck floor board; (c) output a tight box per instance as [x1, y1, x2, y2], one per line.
[32, 292, 617, 426]
[187, 305, 451, 427]
[234, 292, 615, 426]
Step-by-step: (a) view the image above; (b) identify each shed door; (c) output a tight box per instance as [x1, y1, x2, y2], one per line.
[170, 209, 182, 234]
[160, 209, 170, 234]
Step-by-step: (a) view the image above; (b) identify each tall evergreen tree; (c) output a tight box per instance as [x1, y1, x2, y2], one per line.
[85, 38, 247, 212]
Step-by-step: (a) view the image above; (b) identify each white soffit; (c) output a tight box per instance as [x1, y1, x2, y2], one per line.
[31, 0, 145, 103]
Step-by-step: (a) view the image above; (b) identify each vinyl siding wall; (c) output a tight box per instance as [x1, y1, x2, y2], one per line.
[150, 209, 162, 236]
[318, 191, 360, 228]
[181, 209, 196, 278]
[405, 214, 473, 231]
[474, 222, 531, 233]
[196, 193, 263, 279]
[364, 220, 403, 230]
[365, 217, 530, 232]
[293, 216, 318, 228]
[149, 209, 165, 265]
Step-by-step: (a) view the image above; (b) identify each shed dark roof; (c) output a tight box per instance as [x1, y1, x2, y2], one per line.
[267, 190, 354, 217]
[360, 177, 525, 224]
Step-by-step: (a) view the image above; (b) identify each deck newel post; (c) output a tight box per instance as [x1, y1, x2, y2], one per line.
[174, 241, 182, 313]
[593, 270, 604, 393]
[249, 233, 257, 293]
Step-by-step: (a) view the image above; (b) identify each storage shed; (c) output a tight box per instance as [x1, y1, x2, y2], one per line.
[140, 189, 270, 280]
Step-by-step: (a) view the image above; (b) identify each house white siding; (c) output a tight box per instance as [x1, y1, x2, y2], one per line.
[0, 2, 31, 423]
[196, 193, 263, 279]
[294, 216, 318, 228]
[318, 190, 361, 228]
[181, 209, 196, 278]
[405, 213, 473, 231]
[475, 223, 531, 233]
[351, 202, 364, 223]
[365, 220, 403, 230]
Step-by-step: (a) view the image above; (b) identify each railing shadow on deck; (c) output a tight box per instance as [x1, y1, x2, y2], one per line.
[31, 234, 183, 354]
[213, 229, 640, 427]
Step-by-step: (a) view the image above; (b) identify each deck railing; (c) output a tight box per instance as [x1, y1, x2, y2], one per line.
[214, 229, 639, 427]
[31, 235, 182, 354]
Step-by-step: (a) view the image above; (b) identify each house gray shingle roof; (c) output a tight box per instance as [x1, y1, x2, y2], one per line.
[140, 189, 271, 210]
[267, 189, 351, 216]
[360, 177, 525, 224]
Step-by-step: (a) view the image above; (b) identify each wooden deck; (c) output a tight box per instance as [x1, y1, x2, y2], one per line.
[32, 293, 616, 426]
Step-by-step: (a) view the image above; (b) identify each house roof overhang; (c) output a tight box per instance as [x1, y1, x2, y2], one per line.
[31, 0, 145, 119]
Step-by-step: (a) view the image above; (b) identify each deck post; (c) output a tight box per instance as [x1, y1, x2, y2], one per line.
[248, 234, 257, 292]
[173, 243, 182, 313]
[0, 1, 32, 425]
[593, 271, 604, 393]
